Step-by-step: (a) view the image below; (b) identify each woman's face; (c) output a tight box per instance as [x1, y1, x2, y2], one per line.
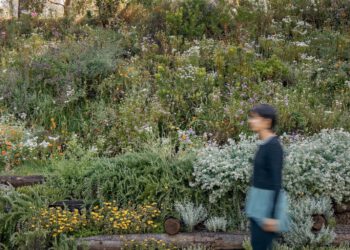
[248, 112, 272, 132]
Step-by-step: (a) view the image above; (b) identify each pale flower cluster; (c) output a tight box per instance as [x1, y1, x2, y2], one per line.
[284, 129, 350, 202]
[192, 134, 257, 203]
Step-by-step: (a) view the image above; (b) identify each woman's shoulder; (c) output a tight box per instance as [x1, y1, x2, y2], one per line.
[260, 135, 280, 145]
[263, 136, 283, 151]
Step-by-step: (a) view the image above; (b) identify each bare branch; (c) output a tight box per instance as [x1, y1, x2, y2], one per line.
[47, 0, 65, 7]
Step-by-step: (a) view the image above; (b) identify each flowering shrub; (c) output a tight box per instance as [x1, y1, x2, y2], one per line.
[155, 63, 216, 126]
[28, 207, 87, 237]
[192, 134, 257, 203]
[89, 201, 161, 234]
[26, 202, 161, 238]
[0, 115, 64, 170]
[192, 129, 350, 203]
[284, 129, 350, 203]
[164, 0, 237, 39]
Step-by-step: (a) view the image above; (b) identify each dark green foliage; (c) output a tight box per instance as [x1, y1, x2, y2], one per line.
[165, 0, 236, 39]
[95, 0, 120, 26]
[43, 151, 245, 228]
[0, 188, 47, 248]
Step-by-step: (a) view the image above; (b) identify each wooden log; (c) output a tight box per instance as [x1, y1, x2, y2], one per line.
[335, 211, 350, 225]
[334, 202, 350, 214]
[334, 225, 350, 246]
[312, 214, 326, 231]
[76, 225, 350, 249]
[164, 218, 181, 235]
[0, 175, 45, 188]
[77, 232, 248, 250]
[49, 200, 85, 212]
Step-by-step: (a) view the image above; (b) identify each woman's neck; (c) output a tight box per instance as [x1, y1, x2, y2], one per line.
[258, 130, 276, 141]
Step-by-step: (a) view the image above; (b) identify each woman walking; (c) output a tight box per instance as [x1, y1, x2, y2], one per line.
[245, 104, 289, 250]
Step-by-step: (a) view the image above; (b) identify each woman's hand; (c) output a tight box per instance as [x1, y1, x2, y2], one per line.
[263, 218, 278, 232]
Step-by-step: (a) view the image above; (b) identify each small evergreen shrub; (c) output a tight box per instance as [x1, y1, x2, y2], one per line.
[283, 197, 336, 248]
[174, 201, 208, 232]
[204, 216, 227, 232]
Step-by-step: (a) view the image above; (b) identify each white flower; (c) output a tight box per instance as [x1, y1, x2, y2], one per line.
[48, 136, 59, 141]
[19, 112, 27, 120]
[65, 85, 75, 101]
[23, 137, 38, 149]
[300, 53, 315, 61]
[39, 140, 50, 148]
[266, 34, 284, 42]
[282, 16, 292, 24]
[183, 46, 200, 57]
[89, 146, 98, 153]
[292, 41, 309, 47]
[345, 80, 350, 88]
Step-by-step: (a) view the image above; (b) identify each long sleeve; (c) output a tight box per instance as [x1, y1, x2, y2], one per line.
[266, 142, 283, 218]
[266, 142, 283, 189]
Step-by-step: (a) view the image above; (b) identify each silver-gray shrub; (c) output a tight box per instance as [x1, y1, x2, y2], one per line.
[204, 216, 228, 232]
[192, 129, 350, 203]
[283, 197, 336, 247]
[174, 201, 208, 232]
[284, 129, 350, 203]
[191, 134, 258, 203]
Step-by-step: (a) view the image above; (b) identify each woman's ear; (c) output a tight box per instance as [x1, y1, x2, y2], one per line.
[263, 117, 273, 130]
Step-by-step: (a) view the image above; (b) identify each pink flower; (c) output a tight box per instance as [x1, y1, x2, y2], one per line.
[31, 12, 38, 18]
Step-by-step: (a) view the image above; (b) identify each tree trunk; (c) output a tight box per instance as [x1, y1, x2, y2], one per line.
[7, 0, 15, 17]
[17, 0, 21, 18]
[64, 0, 71, 17]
